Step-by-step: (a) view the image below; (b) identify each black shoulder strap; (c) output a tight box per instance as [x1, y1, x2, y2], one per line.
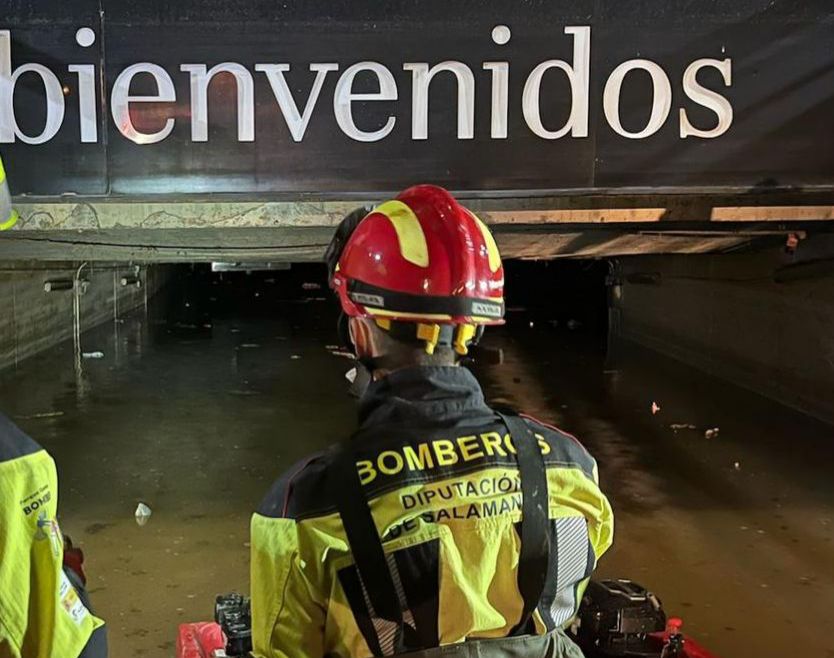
[330, 413, 550, 653]
[496, 411, 552, 636]
[328, 445, 408, 655]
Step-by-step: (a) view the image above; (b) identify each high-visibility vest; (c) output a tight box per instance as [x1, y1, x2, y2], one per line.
[0, 155, 19, 231]
[1, 415, 104, 658]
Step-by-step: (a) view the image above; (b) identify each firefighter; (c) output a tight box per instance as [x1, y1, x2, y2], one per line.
[250, 185, 613, 658]
[0, 412, 107, 658]
[0, 154, 19, 231]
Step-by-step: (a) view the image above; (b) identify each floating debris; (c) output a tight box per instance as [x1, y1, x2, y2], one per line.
[82, 351, 104, 359]
[290, 355, 302, 360]
[705, 427, 721, 439]
[670, 423, 697, 431]
[651, 401, 661, 415]
[134, 503, 152, 527]
[16, 411, 65, 420]
[733, 461, 741, 471]
[239, 343, 260, 349]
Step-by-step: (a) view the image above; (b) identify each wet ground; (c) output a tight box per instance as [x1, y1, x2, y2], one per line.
[1, 269, 832, 658]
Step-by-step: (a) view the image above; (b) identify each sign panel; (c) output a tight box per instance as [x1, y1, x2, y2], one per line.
[1, 0, 832, 197]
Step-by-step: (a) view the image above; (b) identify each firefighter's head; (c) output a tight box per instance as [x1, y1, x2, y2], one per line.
[326, 185, 505, 373]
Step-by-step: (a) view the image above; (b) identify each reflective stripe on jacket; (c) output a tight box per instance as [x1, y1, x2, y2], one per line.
[250, 366, 613, 658]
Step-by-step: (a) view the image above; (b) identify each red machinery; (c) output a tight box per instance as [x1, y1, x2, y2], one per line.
[176, 581, 720, 658]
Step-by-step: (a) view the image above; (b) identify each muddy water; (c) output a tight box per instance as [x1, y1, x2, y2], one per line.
[1, 292, 832, 658]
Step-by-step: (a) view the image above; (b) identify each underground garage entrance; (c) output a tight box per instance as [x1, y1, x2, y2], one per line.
[1, 250, 833, 657]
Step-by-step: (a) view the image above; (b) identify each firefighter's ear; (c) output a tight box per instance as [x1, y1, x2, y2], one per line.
[348, 317, 375, 359]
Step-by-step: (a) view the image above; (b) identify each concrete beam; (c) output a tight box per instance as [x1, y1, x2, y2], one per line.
[0, 226, 777, 262]
[3, 192, 831, 261]
[7, 194, 834, 232]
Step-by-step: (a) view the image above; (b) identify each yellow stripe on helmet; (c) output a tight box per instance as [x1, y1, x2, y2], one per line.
[375, 200, 430, 268]
[364, 308, 454, 322]
[469, 211, 502, 274]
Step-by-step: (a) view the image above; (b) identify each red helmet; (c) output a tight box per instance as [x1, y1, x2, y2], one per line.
[327, 185, 505, 355]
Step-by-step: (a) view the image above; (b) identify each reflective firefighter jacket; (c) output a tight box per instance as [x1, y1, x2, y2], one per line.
[250, 366, 614, 658]
[0, 156, 18, 232]
[0, 414, 103, 658]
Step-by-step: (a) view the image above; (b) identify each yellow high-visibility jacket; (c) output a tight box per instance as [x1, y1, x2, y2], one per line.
[0, 155, 18, 231]
[251, 367, 613, 658]
[0, 414, 103, 658]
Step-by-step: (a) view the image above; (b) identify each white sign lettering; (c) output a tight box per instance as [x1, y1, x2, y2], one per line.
[0, 26, 735, 146]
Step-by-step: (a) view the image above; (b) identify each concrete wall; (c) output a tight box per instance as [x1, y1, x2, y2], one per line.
[0, 262, 167, 371]
[611, 235, 834, 424]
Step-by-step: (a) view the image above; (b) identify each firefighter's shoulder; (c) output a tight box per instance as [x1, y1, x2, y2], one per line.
[256, 449, 335, 521]
[0, 412, 43, 464]
[519, 413, 597, 481]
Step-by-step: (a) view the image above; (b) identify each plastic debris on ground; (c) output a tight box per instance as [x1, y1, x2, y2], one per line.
[134, 502, 152, 527]
[651, 401, 661, 415]
[82, 351, 104, 359]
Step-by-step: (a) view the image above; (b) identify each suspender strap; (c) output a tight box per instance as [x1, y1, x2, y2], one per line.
[497, 411, 552, 636]
[330, 411, 550, 653]
[328, 445, 409, 655]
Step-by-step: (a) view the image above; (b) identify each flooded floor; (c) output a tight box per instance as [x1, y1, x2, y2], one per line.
[1, 271, 832, 658]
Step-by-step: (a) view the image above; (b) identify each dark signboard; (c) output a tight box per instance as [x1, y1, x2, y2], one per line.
[1, 0, 833, 197]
